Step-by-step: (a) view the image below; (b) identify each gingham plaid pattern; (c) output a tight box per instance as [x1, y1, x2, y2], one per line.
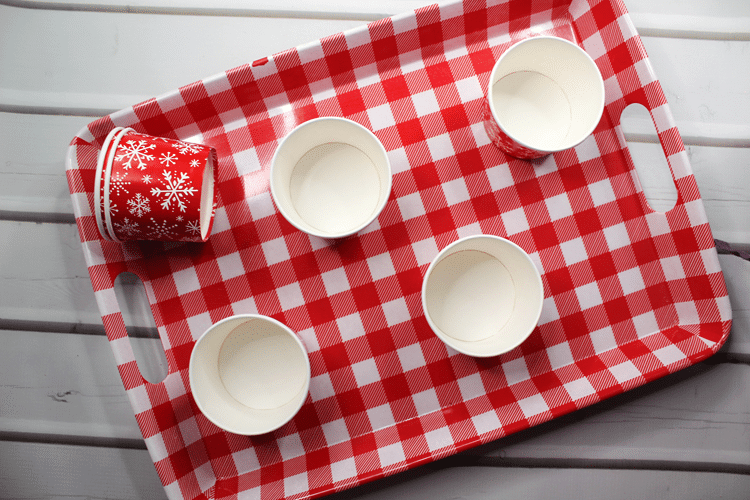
[65, 0, 732, 499]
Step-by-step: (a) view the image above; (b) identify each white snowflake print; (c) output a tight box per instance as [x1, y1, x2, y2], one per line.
[150, 170, 197, 212]
[99, 198, 118, 218]
[172, 141, 204, 155]
[109, 171, 130, 197]
[127, 193, 151, 217]
[142, 174, 152, 184]
[116, 140, 156, 170]
[176, 215, 184, 221]
[160, 152, 178, 167]
[147, 218, 179, 239]
[189, 159, 201, 168]
[186, 220, 201, 236]
[114, 217, 140, 237]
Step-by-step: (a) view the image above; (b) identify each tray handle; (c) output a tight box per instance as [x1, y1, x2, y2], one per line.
[608, 13, 692, 208]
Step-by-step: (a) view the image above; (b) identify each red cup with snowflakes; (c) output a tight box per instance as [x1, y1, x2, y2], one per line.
[96, 128, 217, 242]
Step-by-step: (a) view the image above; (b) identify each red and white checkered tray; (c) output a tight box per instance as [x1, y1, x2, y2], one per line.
[65, 0, 732, 499]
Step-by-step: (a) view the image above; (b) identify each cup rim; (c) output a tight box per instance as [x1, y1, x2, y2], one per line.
[487, 35, 605, 155]
[270, 116, 392, 239]
[421, 234, 544, 357]
[102, 127, 135, 243]
[94, 126, 125, 241]
[188, 313, 312, 435]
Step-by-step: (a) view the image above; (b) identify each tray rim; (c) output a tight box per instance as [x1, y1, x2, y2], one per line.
[64, 0, 732, 498]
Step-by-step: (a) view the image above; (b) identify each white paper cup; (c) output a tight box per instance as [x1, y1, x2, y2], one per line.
[483, 36, 605, 159]
[270, 117, 392, 239]
[189, 314, 311, 436]
[421, 235, 544, 357]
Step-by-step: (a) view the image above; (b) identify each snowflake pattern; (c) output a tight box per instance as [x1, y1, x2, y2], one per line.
[160, 152, 178, 167]
[142, 174, 152, 184]
[147, 218, 179, 240]
[114, 217, 140, 237]
[115, 140, 156, 170]
[99, 198, 118, 218]
[186, 220, 201, 236]
[172, 141, 204, 155]
[109, 171, 130, 197]
[189, 159, 201, 168]
[127, 193, 151, 217]
[150, 170, 197, 212]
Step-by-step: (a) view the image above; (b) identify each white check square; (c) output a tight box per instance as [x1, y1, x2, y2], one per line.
[442, 177, 471, 206]
[261, 236, 290, 266]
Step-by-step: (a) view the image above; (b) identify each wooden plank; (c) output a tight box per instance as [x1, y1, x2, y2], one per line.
[332, 467, 750, 500]
[0, 220, 157, 327]
[632, 36, 750, 147]
[0, 112, 89, 217]
[719, 255, 750, 358]
[2, 0, 428, 19]
[0, 5, 363, 115]
[8, 0, 750, 35]
[0, 440, 166, 500]
[0, 330, 162, 443]
[2, 439, 750, 500]
[2, 333, 748, 463]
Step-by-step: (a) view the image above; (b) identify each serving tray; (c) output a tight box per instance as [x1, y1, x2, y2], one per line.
[65, 0, 732, 499]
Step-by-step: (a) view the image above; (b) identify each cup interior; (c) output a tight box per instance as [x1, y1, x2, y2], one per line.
[422, 235, 543, 357]
[271, 117, 391, 239]
[488, 36, 604, 152]
[189, 315, 311, 435]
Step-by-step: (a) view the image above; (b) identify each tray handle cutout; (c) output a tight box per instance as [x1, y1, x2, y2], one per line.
[620, 103, 679, 213]
[113, 272, 168, 384]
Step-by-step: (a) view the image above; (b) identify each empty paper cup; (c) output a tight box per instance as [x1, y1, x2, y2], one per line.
[189, 314, 311, 436]
[483, 36, 605, 159]
[95, 128, 217, 242]
[270, 117, 392, 239]
[421, 235, 544, 357]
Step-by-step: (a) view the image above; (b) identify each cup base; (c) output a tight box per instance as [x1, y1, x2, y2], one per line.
[492, 71, 572, 151]
[218, 321, 308, 410]
[290, 142, 380, 235]
[426, 249, 515, 343]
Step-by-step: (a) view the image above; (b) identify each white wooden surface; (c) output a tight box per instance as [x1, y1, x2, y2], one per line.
[0, 0, 749, 498]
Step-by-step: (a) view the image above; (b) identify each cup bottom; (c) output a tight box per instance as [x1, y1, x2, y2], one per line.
[289, 142, 380, 235]
[218, 321, 308, 410]
[492, 71, 572, 151]
[426, 249, 516, 343]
